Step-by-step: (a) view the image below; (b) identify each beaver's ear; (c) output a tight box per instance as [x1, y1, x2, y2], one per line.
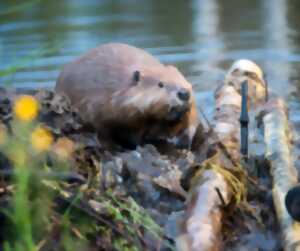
[133, 70, 140, 83]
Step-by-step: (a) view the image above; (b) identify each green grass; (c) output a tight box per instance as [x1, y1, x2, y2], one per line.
[0, 0, 43, 16]
[0, 43, 60, 86]
[1, 119, 50, 251]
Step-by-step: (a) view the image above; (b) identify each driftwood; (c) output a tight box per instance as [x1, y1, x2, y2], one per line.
[177, 60, 267, 251]
[260, 98, 300, 251]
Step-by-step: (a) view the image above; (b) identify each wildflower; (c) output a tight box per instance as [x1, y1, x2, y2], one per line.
[13, 95, 39, 122]
[31, 126, 53, 152]
[52, 137, 75, 160]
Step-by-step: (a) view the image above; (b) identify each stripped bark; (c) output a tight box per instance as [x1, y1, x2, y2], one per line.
[176, 169, 228, 251]
[261, 98, 300, 251]
[177, 60, 266, 251]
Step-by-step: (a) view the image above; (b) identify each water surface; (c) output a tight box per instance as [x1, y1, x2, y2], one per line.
[1, 0, 300, 136]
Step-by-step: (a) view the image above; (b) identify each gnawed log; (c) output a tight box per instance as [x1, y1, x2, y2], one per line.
[177, 155, 246, 251]
[176, 169, 228, 251]
[261, 98, 300, 251]
[177, 60, 266, 251]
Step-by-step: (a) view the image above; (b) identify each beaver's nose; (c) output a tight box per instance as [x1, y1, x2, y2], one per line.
[177, 89, 190, 101]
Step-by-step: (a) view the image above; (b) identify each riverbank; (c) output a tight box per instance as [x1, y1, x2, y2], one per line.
[0, 87, 286, 250]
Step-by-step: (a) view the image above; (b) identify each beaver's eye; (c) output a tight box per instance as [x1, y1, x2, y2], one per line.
[158, 82, 164, 88]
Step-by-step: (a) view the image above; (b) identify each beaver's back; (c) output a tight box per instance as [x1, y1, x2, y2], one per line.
[55, 43, 164, 125]
[56, 43, 162, 98]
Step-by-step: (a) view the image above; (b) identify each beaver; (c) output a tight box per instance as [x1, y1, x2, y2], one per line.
[55, 43, 199, 149]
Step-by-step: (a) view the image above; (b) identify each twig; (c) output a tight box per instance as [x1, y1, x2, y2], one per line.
[0, 169, 86, 183]
[215, 187, 226, 207]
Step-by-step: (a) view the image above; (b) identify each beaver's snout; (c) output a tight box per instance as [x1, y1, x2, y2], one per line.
[167, 105, 189, 122]
[177, 88, 190, 102]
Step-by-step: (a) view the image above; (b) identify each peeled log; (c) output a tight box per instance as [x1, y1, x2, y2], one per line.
[177, 60, 266, 251]
[176, 169, 228, 251]
[262, 98, 300, 251]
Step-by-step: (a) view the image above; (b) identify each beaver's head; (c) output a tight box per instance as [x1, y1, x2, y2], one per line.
[118, 65, 193, 122]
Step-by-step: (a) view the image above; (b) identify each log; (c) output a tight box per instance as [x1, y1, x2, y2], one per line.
[176, 169, 228, 251]
[261, 98, 300, 251]
[177, 60, 266, 251]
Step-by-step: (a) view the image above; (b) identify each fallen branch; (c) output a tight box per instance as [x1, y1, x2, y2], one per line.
[261, 98, 300, 251]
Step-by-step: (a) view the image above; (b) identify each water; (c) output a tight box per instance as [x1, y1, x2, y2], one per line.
[1, 0, 300, 130]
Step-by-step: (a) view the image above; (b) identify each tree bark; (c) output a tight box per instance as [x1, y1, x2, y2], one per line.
[261, 98, 300, 251]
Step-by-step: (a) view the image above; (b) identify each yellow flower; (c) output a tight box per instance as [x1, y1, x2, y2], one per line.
[52, 137, 75, 160]
[31, 126, 53, 152]
[14, 95, 39, 122]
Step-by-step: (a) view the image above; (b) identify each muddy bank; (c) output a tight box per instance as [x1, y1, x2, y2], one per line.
[0, 88, 285, 250]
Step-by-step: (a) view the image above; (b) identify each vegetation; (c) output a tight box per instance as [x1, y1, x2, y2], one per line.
[0, 95, 169, 251]
[0, 0, 43, 16]
[0, 43, 60, 86]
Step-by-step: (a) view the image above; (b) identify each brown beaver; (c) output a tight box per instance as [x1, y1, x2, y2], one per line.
[55, 43, 199, 149]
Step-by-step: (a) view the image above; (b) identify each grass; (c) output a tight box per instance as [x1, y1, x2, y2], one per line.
[0, 43, 60, 86]
[0, 0, 61, 86]
[1, 116, 50, 251]
[0, 0, 43, 16]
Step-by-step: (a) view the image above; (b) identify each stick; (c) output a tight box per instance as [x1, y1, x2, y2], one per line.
[261, 98, 300, 251]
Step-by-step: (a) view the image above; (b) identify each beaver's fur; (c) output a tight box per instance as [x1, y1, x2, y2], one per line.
[55, 43, 199, 149]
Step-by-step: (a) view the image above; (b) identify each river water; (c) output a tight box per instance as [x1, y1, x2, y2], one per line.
[1, 0, 300, 143]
